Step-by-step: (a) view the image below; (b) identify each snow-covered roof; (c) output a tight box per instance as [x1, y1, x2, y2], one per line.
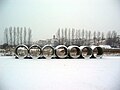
[99, 45, 112, 49]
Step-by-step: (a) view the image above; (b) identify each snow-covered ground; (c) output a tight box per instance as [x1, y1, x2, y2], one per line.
[0, 56, 120, 90]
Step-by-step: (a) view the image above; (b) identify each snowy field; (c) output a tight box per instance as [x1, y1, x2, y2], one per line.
[0, 56, 120, 90]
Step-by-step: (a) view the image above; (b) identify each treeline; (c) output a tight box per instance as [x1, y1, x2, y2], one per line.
[56, 28, 120, 47]
[106, 31, 120, 47]
[4, 27, 32, 47]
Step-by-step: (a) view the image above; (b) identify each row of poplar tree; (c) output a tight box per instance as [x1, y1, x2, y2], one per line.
[4, 27, 32, 47]
[55, 28, 120, 47]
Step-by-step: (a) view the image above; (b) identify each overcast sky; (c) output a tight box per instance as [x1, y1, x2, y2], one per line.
[0, 0, 120, 43]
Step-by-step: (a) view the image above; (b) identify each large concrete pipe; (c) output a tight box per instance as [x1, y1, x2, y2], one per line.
[67, 45, 81, 59]
[103, 48, 120, 56]
[91, 46, 103, 58]
[42, 45, 54, 59]
[15, 44, 29, 59]
[80, 46, 92, 58]
[55, 45, 68, 59]
[29, 44, 42, 59]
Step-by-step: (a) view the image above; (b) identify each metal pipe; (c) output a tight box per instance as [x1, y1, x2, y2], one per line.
[55, 45, 68, 59]
[103, 48, 120, 56]
[29, 44, 42, 59]
[67, 45, 81, 59]
[91, 46, 103, 58]
[80, 46, 92, 58]
[15, 44, 29, 59]
[42, 45, 54, 59]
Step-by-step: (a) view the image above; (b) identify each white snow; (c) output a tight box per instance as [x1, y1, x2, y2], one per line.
[0, 56, 120, 90]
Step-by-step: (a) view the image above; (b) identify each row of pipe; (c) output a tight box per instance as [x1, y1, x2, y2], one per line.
[15, 44, 104, 59]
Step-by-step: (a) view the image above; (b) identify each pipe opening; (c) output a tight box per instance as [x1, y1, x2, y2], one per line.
[81, 47, 92, 58]
[42, 45, 54, 58]
[55, 45, 68, 58]
[29, 45, 41, 58]
[68, 46, 80, 58]
[92, 47, 103, 57]
[15, 45, 29, 58]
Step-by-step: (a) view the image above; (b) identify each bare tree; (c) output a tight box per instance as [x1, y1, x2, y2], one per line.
[78, 29, 81, 39]
[75, 29, 79, 45]
[85, 30, 88, 45]
[101, 32, 105, 40]
[20, 27, 23, 44]
[82, 29, 84, 39]
[9, 27, 12, 46]
[101, 32, 105, 44]
[93, 31, 96, 45]
[111, 30, 117, 47]
[17, 27, 20, 45]
[88, 30, 91, 45]
[61, 29, 64, 44]
[107, 31, 112, 39]
[3, 26, 33, 47]
[28, 28, 32, 46]
[72, 28, 75, 44]
[85, 30, 88, 40]
[24, 27, 26, 44]
[88, 30, 91, 40]
[81, 29, 85, 45]
[64, 28, 67, 45]
[4, 28, 8, 45]
[56, 28, 60, 44]
[13, 27, 16, 46]
[68, 28, 71, 46]
[97, 31, 101, 45]
[78, 29, 81, 46]
[106, 31, 112, 46]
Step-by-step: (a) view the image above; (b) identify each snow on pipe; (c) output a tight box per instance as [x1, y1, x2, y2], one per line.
[80, 46, 92, 58]
[90, 46, 103, 58]
[67, 45, 81, 59]
[15, 44, 29, 59]
[42, 45, 54, 59]
[29, 44, 42, 59]
[55, 45, 68, 59]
